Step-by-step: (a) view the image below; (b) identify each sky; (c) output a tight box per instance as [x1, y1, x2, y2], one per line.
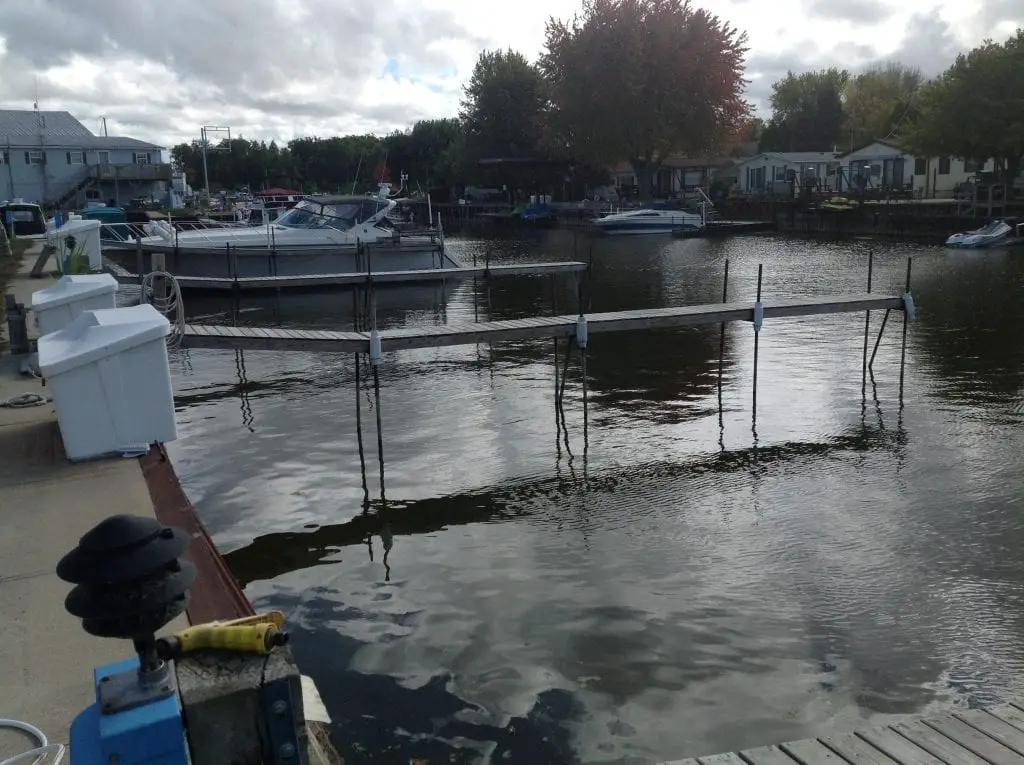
[0, 0, 1020, 149]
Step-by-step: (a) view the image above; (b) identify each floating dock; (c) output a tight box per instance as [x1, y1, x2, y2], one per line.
[182, 293, 905, 353]
[663, 701, 1024, 765]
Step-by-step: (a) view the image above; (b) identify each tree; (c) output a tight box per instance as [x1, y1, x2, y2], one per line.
[759, 68, 848, 152]
[459, 49, 548, 166]
[842, 62, 923, 150]
[902, 28, 1024, 186]
[541, 0, 748, 199]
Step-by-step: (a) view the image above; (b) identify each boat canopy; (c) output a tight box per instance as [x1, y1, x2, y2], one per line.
[274, 196, 392, 231]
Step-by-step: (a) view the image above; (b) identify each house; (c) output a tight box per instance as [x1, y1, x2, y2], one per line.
[608, 154, 735, 198]
[0, 108, 171, 208]
[835, 140, 992, 198]
[734, 152, 841, 196]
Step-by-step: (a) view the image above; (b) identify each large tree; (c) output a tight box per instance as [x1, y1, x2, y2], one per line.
[842, 62, 923, 150]
[540, 0, 748, 199]
[902, 28, 1024, 186]
[759, 68, 848, 152]
[459, 49, 548, 164]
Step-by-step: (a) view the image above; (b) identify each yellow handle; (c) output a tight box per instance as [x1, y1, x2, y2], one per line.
[175, 623, 279, 654]
[210, 611, 285, 628]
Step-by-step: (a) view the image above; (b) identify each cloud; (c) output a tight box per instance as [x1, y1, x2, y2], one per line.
[804, 0, 896, 24]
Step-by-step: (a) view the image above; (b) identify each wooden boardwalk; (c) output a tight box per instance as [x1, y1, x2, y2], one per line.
[112, 261, 589, 291]
[663, 701, 1024, 765]
[183, 293, 905, 353]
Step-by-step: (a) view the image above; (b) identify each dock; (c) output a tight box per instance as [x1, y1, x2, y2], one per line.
[663, 701, 1024, 765]
[109, 261, 590, 291]
[182, 293, 905, 353]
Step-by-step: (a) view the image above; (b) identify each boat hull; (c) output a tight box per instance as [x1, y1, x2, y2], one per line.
[595, 222, 702, 236]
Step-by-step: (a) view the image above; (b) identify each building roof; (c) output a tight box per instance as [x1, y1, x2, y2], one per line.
[0, 109, 163, 150]
[255, 187, 303, 196]
[837, 139, 907, 159]
[734, 151, 840, 167]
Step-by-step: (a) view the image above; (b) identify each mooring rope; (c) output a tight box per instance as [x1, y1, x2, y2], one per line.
[140, 270, 185, 348]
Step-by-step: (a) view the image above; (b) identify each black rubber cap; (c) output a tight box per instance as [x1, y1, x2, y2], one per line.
[57, 515, 190, 585]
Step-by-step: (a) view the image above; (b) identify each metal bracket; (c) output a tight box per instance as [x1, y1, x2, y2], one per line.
[260, 677, 307, 765]
[753, 301, 764, 332]
[99, 662, 175, 715]
[902, 292, 916, 321]
[575, 315, 588, 349]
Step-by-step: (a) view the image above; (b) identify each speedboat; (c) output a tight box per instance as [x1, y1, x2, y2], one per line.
[945, 220, 1013, 248]
[593, 206, 704, 236]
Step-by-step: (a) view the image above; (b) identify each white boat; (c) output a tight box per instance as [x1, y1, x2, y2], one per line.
[945, 220, 1013, 248]
[593, 206, 704, 236]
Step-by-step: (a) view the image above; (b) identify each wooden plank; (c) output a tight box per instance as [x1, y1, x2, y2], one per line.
[986, 707, 1024, 735]
[856, 727, 944, 765]
[739, 745, 801, 765]
[780, 738, 846, 765]
[954, 710, 1024, 756]
[892, 720, 994, 765]
[821, 732, 899, 765]
[921, 715, 1024, 765]
[698, 753, 748, 765]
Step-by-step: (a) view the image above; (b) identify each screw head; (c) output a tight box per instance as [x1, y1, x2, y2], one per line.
[272, 700, 287, 715]
[278, 743, 296, 759]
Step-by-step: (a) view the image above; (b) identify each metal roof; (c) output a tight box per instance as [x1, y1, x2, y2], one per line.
[0, 109, 163, 149]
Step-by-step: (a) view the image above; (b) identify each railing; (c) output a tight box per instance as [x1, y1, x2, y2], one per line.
[88, 163, 173, 182]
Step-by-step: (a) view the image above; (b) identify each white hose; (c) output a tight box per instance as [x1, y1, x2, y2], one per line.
[0, 719, 65, 765]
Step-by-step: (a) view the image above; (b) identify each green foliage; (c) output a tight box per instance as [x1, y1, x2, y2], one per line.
[901, 28, 1024, 185]
[760, 68, 849, 152]
[541, 0, 749, 197]
[842, 62, 923, 149]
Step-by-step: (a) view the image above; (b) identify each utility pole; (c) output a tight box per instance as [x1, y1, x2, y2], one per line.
[199, 126, 231, 207]
[101, 116, 108, 137]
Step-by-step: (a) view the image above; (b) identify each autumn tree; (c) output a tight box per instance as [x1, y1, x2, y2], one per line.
[759, 68, 848, 152]
[842, 62, 923, 150]
[459, 49, 548, 165]
[540, 0, 748, 199]
[902, 28, 1024, 186]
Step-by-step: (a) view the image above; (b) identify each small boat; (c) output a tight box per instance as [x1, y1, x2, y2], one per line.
[945, 220, 1013, 248]
[594, 206, 704, 236]
[818, 197, 856, 212]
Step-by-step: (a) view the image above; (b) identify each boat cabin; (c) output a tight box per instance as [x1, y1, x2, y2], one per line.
[0, 199, 46, 236]
[274, 196, 393, 232]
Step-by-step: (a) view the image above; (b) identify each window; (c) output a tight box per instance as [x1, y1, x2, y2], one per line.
[25, 151, 44, 165]
[133, 152, 151, 165]
[67, 151, 84, 165]
[0, 151, 6, 165]
[914, 157, 927, 175]
[774, 165, 787, 181]
[938, 157, 951, 175]
[97, 150, 110, 164]
[85, 189, 101, 200]
[869, 163, 882, 178]
[963, 159, 982, 173]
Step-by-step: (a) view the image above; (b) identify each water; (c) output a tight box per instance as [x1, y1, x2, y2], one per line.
[167, 232, 1024, 764]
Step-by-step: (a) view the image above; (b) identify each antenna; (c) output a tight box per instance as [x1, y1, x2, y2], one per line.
[33, 76, 39, 110]
[101, 116, 108, 137]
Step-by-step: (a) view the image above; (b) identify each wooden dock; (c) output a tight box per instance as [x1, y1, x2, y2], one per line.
[182, 293, 905, 353]
[110, 261, 589, 291]
[663, 701, 1024, 765]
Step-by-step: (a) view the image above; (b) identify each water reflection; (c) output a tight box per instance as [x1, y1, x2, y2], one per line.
[168, 231, 1024, 764]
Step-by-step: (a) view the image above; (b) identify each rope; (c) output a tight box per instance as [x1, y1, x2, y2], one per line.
[1, 393, 48, 409]
[140, 270, 185, 348]
[0, 718, 66, 764]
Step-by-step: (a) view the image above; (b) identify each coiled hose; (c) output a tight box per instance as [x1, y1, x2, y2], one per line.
[0, 718, 66, 764]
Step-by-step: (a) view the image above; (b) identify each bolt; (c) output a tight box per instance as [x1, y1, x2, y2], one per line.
[278, 743, 295, 759]
[272, 700, 287, 715]
[102, 702, 113, 712]
[161, 684, 172, 692]
[100, 676, 111, 683]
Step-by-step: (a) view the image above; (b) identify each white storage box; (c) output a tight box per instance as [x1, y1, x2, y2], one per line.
[54, 218, 103, 272]
[37, 305, 176, 461]
[31, 273, 118, 337]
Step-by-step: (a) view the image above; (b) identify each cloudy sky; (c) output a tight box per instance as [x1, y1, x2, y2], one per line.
[0, 0, 1020, 149]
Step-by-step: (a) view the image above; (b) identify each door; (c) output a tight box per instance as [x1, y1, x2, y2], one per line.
[891, 158, 905, 190]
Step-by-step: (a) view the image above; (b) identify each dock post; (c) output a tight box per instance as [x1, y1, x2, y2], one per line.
[369, 286, 385, 502]
[899, 256, 913, 400]
[718, 258, 730, 422]
[861, 249, 874, 400]
[752, 263, 764, 425]
[135, 235, 144, 285]
[869, 309, 891, 369]
[577, 313, 589, 454]
[354, 352, 370, 507]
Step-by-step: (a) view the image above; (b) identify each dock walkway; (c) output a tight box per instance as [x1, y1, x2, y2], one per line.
[183, 293, 905, 353]
[664, 701, 1024, 765]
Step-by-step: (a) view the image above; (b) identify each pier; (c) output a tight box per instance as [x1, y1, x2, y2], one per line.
[663, 701, 1024, 765]
[182, 293, 907, 353]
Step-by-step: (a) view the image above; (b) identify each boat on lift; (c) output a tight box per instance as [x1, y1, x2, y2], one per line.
[945, 219, 1013, 248]
[594, 205, 704, 235]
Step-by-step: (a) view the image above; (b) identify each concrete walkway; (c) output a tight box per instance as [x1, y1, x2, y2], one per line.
[0, 241, 185, 760]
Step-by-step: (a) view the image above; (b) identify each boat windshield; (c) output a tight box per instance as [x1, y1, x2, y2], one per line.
[275, 199, 389, 230]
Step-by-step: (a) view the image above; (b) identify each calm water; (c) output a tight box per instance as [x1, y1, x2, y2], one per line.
[167, 231, 1024, 764]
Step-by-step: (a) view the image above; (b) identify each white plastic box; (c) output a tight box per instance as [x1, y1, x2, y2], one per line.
[54, 218, 103, 272]
[37, 305, 177, 462]
[31, 273, 118, 337]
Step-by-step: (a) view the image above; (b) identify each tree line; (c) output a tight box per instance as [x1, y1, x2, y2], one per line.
[171, 0, 750, 199]
[757, 27, 1024, 185]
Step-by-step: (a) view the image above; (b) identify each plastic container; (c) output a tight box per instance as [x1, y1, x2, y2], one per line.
[37, 305, 176, 461]
[31, 273, 118, 336]
[54, 218, 103, 272]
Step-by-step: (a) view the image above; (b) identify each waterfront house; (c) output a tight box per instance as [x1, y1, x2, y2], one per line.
[0, 108, 171, 208]
[836, 140, 994, 198]
[609, 154, 734, 198]
[733, 152, 842, 196]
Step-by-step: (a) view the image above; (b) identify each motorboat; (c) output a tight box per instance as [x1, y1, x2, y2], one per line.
[593, 205, 704, 236]
[945, 220, 1013, 248]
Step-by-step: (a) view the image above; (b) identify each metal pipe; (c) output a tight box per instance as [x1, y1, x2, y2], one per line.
[899, 256, 912, 399]
[752, 263, 763, 421]
[861, 249, 873, 400]
[869, 309, 891, 369]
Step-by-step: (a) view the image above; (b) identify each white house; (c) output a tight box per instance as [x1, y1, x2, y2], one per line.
[734, 152, 841, 196]
[836, 140, 993, 198]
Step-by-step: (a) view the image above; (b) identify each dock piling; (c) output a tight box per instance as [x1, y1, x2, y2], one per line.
[899, 256, 912, 401]
[861, 249, 874, 401]
[752, 263, 763, 424]
[718, 259, 730, 423]
[869, 309, 891, 369]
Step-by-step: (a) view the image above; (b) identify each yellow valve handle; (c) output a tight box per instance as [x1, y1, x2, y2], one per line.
[207, 610, 285, 629]
[174, 623, 284, 655]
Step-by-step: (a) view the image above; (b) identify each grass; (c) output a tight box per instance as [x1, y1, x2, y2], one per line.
[0, 239, 31, 349]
